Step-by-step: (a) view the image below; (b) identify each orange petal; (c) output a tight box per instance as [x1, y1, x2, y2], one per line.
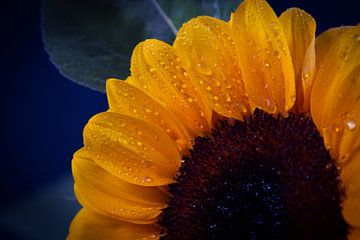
[67, 209, 160, 240]
[174, 16, 250, 119]
[343, 196, 360, 228]
[310, 25, 360, 162]
[129, 39, 211, 135]
[83, 112, 181, 186]
[349, 228, 360, 240]
[341, 147, 360, 198]
[279, 8, 316, 112]
[232, 0, 296, 114]
[106, 78, 192, 152]
[341, 149, 360, 228]
[72, 148, 167, 223]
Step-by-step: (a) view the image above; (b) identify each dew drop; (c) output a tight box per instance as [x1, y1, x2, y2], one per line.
[265, 98, 271, 107]
[346, 120, 356, 130]
[303, 72, 309, 79]
[264, 61, 270, 70]
[143, 176, 153, 183]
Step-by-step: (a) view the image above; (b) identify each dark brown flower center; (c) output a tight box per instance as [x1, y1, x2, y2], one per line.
[159, 109, 348, 240]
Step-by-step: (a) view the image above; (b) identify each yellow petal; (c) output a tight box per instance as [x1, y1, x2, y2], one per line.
[106, 78, 192, 152]
[279, 8, 316, 112]
[341, 148, 360, 198]
[310, 25, 360, 162]
[232, 0, 296, 114]
[68, 209, 160, 240]
[174, 16, 250, 119]
[129, 39, 211, 135]
[72, 148, 167, 223]
[343, 196, 360, 228]
[341, 148, 360, 228]
[83, 112, 181, 186]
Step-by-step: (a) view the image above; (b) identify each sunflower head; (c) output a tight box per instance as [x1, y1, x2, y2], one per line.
[67, 0, 360, 239]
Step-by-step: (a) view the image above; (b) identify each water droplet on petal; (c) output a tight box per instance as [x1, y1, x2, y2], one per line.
[346, 120, 356, 130]
[143, 176, 153, 183]
[303, 72, 309, 79]
[266, 98, 271, 107]
[264, 61, 270, 70]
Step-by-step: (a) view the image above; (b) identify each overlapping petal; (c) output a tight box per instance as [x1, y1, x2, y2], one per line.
[83, 112, 181, 186]
[311, 25, 360, 162]
[129, 39, 211, 135]
[341, 148, 360, 228]
[106, 78, 192, 152]
[72, 148, 167, 223]
[68, 209, 160, 240]
[174, 16, 250, 119]
[279, 8, 316, 112]
[232, 0, 296, 114]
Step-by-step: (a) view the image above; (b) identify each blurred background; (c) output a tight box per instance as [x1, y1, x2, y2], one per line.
[0, 0, 359, 239]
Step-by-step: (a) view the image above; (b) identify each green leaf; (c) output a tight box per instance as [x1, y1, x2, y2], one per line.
[157, 0, 241, 29]
[42, 0, 242, 92]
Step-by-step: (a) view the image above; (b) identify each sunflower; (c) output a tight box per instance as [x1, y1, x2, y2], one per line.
[67, 0, 360, 239]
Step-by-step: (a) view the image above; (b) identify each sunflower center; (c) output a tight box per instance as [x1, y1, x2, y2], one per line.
[159, 109, 348, 240]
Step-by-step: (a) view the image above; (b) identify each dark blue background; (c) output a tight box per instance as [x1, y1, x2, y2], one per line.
[0, 0, 359, 239]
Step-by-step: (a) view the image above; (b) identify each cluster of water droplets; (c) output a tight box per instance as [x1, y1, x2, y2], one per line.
[175, 17, 251, 119]
[133, 40, 211, 134]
